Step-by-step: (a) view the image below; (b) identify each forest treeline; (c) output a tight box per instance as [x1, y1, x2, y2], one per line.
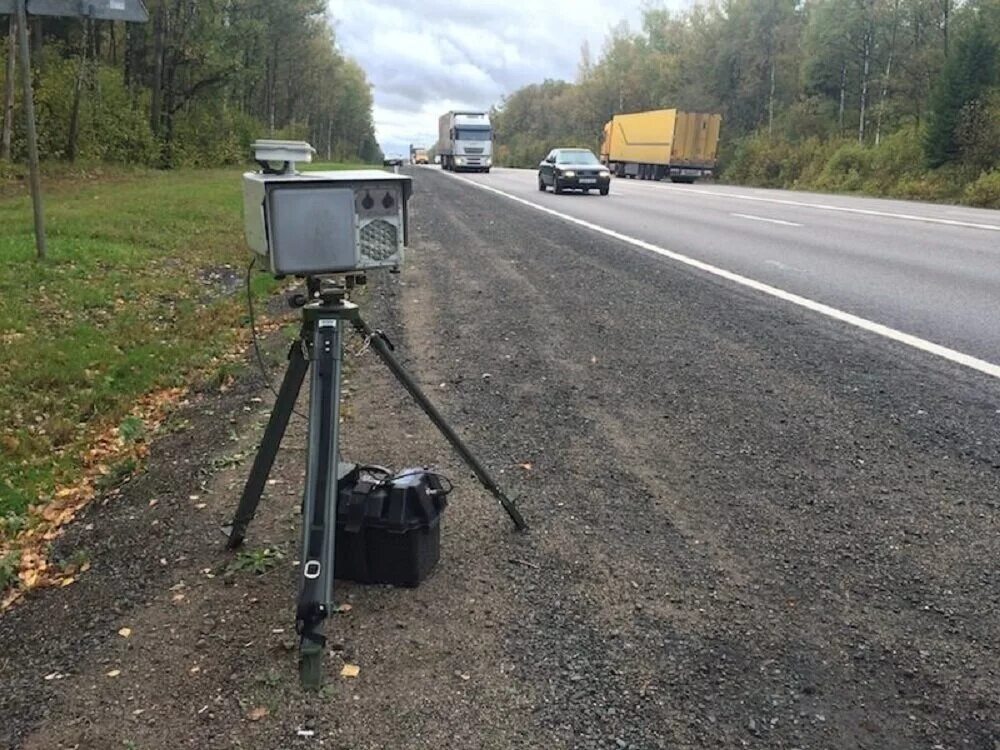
[0, 0, 382, 169]
[492, 0, 1000, 207]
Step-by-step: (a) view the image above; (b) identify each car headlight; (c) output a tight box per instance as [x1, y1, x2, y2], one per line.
[456, 157, 465, 165]
[599, 170, 610, 178]
[561, 170, 576, 178]
[486, 158, 492, 166]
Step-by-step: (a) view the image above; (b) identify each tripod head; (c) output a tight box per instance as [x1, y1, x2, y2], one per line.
[288, 273, 368, 310]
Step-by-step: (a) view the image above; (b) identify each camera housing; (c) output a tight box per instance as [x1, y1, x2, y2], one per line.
[243, 141, 412, 276]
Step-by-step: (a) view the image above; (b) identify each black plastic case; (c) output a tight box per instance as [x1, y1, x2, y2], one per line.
[335, 467, 447, 587]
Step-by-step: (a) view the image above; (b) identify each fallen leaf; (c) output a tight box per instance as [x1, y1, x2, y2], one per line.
[340, 664, 360, 678]
[106, 669, 121, 678]
[60, 577, 75, 587]
[518, 462, 533, 471]
[248, 706, 269, 721]
[118, 627, 132, 638]
[334, 603, 352, 613]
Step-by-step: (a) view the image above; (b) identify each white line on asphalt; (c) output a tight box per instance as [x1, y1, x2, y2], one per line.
[443, 171, 1000, 381]
[654, 183, 1000, 232]
[732, 213, 803, 227]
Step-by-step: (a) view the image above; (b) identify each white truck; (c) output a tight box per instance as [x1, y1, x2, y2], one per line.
[436, 111, 493, 173]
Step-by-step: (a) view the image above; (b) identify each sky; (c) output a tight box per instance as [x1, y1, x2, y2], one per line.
[326, 0, 684, 158]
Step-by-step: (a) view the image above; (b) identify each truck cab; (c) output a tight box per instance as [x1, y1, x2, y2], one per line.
[437, 111, 493, 173]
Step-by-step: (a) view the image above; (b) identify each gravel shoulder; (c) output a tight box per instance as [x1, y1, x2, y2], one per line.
[2, 167, 999, 749]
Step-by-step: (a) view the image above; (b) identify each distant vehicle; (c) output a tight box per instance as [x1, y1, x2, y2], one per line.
[383, 154, 404, 167]
[538, 148, 611, 195]
[600, 109, 722, 183]
[409, 145, 430, 164]
[436, 111, 492, 172]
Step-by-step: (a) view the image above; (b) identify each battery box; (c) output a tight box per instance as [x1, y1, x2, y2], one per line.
[335, 467, 448, 587]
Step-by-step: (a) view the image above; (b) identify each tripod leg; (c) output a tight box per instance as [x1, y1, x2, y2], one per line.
[225, 337, 309, 549]
[297, 316, 343, 690]
[352, 317, 528, 531]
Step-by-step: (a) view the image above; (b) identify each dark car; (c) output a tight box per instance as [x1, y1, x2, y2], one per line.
[383, 155, 404, 167]
[538, 148, 611, 195]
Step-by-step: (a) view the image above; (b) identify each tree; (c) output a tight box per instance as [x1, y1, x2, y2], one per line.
[924, 21, 998, 166]
[0, 0, 381, 167]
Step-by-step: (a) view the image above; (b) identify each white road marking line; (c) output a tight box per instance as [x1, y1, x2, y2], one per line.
[732, 213, 802, 227]
[442, 171, 1000, 381]
[651, 183, 1000, 232]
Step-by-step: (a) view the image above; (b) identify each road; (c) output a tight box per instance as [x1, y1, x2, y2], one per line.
[445, 166, 1000, 369]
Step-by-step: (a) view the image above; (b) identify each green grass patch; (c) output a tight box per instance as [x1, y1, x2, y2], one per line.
[227, 546, 285, 575]
[0, 165, 317, 519]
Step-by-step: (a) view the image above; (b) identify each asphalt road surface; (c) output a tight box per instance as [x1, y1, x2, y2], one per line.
[451, 166, 1000, 369]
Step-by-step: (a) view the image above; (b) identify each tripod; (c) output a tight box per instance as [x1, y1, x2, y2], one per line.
[225, 275, 526, 689]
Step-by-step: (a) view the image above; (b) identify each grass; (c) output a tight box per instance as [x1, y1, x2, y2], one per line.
[0, 163, 378, 521]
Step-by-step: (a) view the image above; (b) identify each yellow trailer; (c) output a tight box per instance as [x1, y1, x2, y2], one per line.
[599, 109, 722, 183]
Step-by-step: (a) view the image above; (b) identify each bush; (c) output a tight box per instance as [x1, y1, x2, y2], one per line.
[814, 141, 874, 192]
[862, 127, 925, 192]
[16, 53, 158, 166]
[963, 170, 1000, 207]
[169, 104, 260, 168]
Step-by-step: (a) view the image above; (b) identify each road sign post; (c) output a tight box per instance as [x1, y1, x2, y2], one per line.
[15, 0, 45, 259]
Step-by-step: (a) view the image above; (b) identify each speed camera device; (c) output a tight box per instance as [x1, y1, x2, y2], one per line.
[243, 140, 412, 276]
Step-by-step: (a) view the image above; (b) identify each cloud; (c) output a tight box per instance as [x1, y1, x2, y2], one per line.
[327, 0, 678, 156]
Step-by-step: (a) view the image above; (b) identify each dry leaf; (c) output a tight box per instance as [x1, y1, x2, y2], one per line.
[118, 627, 132, 638]
[1, 385, 188, 614]
[518, 462, 533, 471]
[334, 603, 352, 613]
[248, 706, 269, 721]
[60, 577, 75, 587]
[340, 664, 360, 678]
[106, 669, 121, 678]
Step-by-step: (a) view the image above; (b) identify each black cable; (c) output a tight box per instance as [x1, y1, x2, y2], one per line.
[245, 258, 308, 421]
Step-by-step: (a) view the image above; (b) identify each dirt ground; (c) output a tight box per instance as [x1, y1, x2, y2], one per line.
[2, 169, 999, 749]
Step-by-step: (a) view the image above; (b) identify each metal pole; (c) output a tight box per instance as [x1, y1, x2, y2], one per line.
[353, 316, 528, 531]
[225, 333, 310, 549]
[14, 0, 46, 260]
[297, 312, 344, 690]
